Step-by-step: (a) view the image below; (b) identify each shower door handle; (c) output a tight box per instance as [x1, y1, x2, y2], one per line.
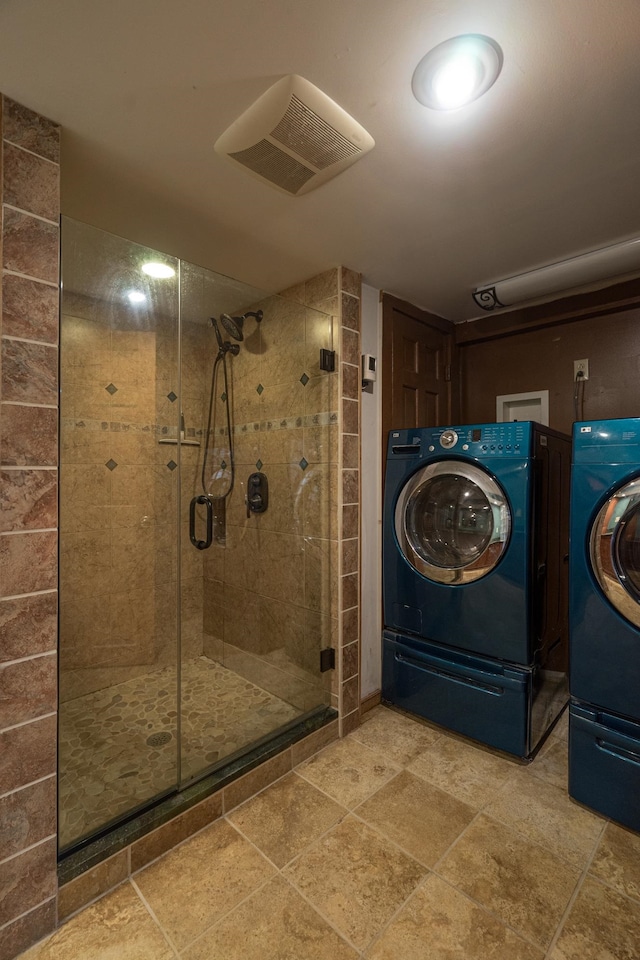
[189, 495, 213, 550]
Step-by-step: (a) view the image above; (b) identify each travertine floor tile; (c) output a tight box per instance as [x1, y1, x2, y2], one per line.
[21, 883, 174, 960]
[355, 770, 476, 866]
[366, 874, 543, 960]
[27, 705, 633, 960]
[227, 771, 347, 867]
[133, 819, 274, 949]
[407, 733, 516, 807]
[297, 736, 399, 808]
[182, 875, 359, 960]
[523, 737, 568, 790]
[284, 815, 425, 951]
[438, 814, 580, 948]
[589, 821, 640, 901]
[550, 876, 640, 960]
[484, 770, 603, 868]
[551, 709, 569, 742]
[349, 706, 440, 766]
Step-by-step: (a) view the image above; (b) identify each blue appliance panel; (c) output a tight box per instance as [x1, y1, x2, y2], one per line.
[382, 630, 530, 757]
[569, 702, 640, 832]
[570, 418, 640, 720]
[572, 417, 640, 466]
[383, 422, 533, 665]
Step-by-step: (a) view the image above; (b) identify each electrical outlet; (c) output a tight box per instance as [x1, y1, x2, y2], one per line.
[573, 358, 589, 380]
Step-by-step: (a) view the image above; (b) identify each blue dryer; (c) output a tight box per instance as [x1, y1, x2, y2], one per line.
[382, 421, 570, 758]
[569, 418, 640, 831]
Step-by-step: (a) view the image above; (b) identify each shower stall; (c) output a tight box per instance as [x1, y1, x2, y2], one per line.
[58, 219, 337, 853]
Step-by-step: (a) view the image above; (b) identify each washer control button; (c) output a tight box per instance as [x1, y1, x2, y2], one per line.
[440, 429, 458, 449]
[428, 445, 435, 452]
[462, 443, 469, 450]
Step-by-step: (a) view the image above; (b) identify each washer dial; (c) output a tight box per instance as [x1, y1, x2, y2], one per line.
[439, 429, 458, 449]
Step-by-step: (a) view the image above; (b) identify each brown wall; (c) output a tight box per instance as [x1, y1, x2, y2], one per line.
[0, 98, 60, 960]
[459, 305, 640, 434]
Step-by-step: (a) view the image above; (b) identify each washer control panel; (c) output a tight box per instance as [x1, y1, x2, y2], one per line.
[389, 422, 532, 458]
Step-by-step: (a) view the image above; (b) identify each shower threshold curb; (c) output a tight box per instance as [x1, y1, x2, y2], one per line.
[58, 705, 337, 885]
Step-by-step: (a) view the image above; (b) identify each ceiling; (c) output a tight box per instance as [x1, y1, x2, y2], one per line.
[1, 0, 639, 322]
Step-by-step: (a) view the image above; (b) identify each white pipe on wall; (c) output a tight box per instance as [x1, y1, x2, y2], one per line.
[473, 237, 640, 311]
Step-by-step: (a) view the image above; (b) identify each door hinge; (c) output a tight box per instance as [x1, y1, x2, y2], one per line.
[444, 363, 451, 382]
[320, 349, 336, 372]
[320, 647, 336, 672]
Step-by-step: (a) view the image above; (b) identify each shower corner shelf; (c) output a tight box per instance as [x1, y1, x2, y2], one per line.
[158, 438, 201, 447]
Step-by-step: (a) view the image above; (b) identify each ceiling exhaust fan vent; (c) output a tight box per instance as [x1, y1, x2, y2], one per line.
[271, 95, 361, 170]
[215, 75, 374, 196]
[229, 139, 315, 195]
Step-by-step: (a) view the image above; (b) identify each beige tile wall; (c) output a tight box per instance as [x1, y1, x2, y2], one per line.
[201, 291, 339, 712]
[58, 294, 182, 702]
[0, 97, 60, 960]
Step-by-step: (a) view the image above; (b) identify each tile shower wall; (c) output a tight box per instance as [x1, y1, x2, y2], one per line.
[0, 98, 61, 960]
[200, 290, 340, 712]
[58, 292, 180, 704]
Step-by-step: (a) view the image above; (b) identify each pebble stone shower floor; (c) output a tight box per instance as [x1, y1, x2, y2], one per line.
[58, 656, 300, 847]
[32, 704, 640, 959]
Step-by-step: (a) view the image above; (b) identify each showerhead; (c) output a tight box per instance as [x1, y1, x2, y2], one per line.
[220, 309, 264, 342]
[220, 313, 244, 341]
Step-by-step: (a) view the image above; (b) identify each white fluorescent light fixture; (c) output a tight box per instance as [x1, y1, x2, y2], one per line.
[412, 35, 503, 110]
[127, 290, 146, 304]
[473, 238, 640, 311]
[141, 261, 175, 279]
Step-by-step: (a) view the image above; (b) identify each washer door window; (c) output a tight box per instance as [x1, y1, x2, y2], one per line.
[395, 461, 511, 584]
[590, 477, 640, 628]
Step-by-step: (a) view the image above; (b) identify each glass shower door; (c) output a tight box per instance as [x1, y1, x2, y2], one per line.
[59, 219, 337, 849]
[58, 219, 180, 850]
[178, 269, 335, 784]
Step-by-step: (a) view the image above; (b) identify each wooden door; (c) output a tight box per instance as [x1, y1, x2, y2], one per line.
[381, 293, 457, 447]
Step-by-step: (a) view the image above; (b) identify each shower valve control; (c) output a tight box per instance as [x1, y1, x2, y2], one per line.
[246, 472, 268, 518]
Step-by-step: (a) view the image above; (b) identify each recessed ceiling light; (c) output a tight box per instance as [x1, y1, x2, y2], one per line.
[412, 35, 503, 110]
[141, 261, 176, 279]
[127, 290, 146, 304]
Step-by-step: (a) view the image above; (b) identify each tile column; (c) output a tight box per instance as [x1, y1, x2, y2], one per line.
[0, 97, 60, 960]
[290, 267, 361, 735]
[338, 268, 361, 736]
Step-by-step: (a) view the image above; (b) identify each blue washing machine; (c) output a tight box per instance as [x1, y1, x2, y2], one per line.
[382, 421, 570, 758]
[569, 418, 640, 831]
